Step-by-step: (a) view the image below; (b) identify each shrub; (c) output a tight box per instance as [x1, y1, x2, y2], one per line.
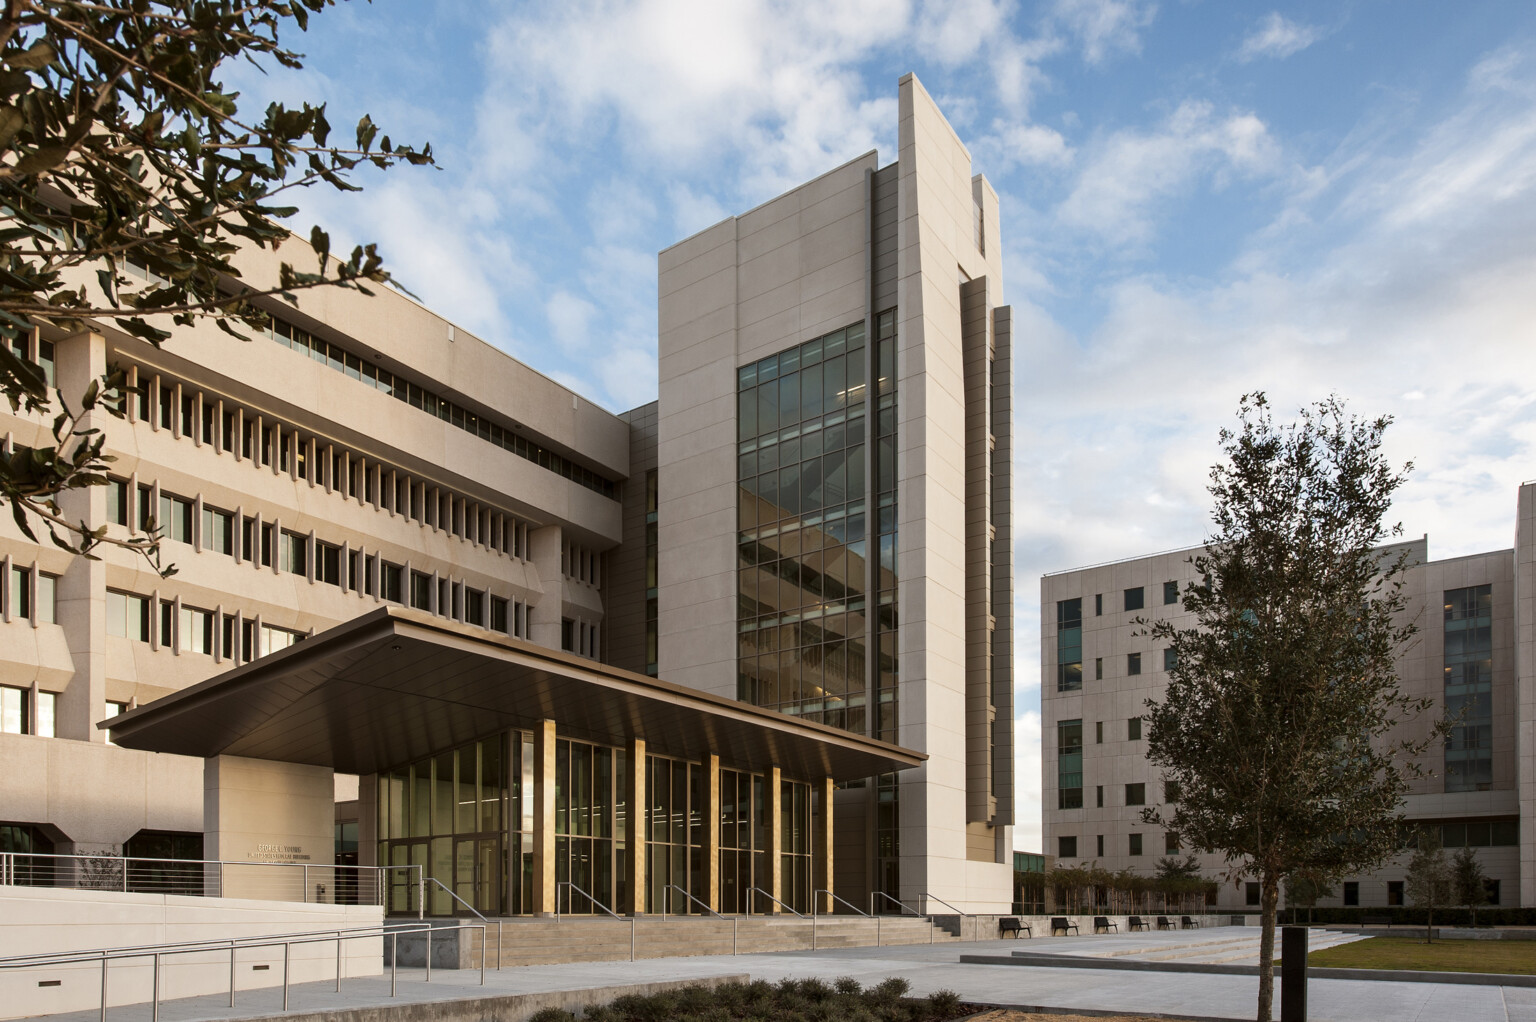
[930, 989, 962, 1015]
[799, 977, 833, 1002]
[527, 1009, 576, 1022]
[834, 976, 864, 996]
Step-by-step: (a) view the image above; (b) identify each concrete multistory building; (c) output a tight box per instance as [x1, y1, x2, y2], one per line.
[1042, 485, 1536, 911]
[1, 73, 1014, 915]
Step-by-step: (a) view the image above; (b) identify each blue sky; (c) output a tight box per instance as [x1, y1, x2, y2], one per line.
[228, 0, 1536, 851]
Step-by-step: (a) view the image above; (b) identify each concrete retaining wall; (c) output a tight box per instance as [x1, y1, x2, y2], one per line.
[0, 886, 383, 1019]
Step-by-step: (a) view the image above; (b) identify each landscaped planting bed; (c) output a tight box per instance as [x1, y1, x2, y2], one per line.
[1306, 936, 1536, 975]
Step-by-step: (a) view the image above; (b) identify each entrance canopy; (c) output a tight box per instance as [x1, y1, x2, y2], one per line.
[103, 607, 924, 780]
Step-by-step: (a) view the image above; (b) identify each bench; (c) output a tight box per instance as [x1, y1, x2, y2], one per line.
[1180, 915, 1201, 929]
[1156, 915, 1174, 930]
[1128, 916, 1149, 932]
[998, 917, 1031, 938]
[1094, 916, 1118, 934]
[1361, 916, 1393, 928]
[1051, 917, 1079, 936]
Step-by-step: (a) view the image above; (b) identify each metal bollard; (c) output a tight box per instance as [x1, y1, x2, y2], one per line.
[1281, 925, 1308, 1022]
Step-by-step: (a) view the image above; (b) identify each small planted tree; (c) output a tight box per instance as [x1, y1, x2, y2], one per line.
[1141, 393, 1440, 1022]
[1405, 830, 1454, 942]
[1284, 872, 1334, 925]
[1450, 845, 1489, 929]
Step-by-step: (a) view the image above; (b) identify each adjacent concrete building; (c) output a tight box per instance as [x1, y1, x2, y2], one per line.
[1, 73, 1015, 915]
[1042, 486, 1536, 911]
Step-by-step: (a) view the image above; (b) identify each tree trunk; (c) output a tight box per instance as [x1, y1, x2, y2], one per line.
[1256, 872, 1279, 1022]
[1425, 907, 1432, 944]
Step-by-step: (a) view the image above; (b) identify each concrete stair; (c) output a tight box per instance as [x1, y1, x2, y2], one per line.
[456, 913, 954, 967]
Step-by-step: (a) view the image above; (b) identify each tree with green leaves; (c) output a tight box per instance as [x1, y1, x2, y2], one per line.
[0, 0, 431, 569]
[1406, 829, 1453, 942]
[1451, 844, 1489, 929]
[1141, 392, 1440, 1022]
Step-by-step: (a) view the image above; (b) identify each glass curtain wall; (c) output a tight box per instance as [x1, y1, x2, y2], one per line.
[554, 737, 627, 914]
[736, 321, 869, 729]
[718, 768, 767, 913]
[780, 778, 813, 913]
[1445, 584, 1494, 791]
[646, 755, 703, 912]
[378, 734, 523, 915]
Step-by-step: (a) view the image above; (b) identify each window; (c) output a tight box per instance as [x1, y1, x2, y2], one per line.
[1095, 721, 1103, 744]
[1127, 652, 1141, 676]
[1095, 657, 1103, 680]
[1165, 779, 1181, 803]
[1165, 832, 1180, 853]
[1058, 836, 1077, 859]
[1057, 719, 1083, 809]
[1096, 834, 1104, 857]
[1129, 833, 1142, 856]
[561, 617, 575, 653]
[382, 562, 404, 603]
[8, 564, 31, 619]
[201, 506, 233, 555]
[106, 478, 129, 526]
[1094, 593, 1102, 616]
[1445, 584, 1493, 792]
[491, 596, 509, 634]
[1246, 882, 1261, 906]
[1128, 716, 1142, 740]
[1387, 881, 1404, 906]
[279, 531, 307, 576]
[1056, 598, 1082, 692]
[1124, 586, 1144, 612]
[1, 685, 27, 734]
[35, 573, 56, 624]
[465, 589, 484, 628]
[1095, 785, 1103, 808]
[1163, 647, 1177, 671]
[159, 599, 173, 646]
[158, 492, 192, 543]
[178, 606, 213, 655]
[1343, 882, 1359, 906]
[1164, 580, 1178, 605]
[410, 571, 432, 611]
[1126, 783, 1145, 806]
[106, 591, 150, 641]
[317, 542, 341, 586]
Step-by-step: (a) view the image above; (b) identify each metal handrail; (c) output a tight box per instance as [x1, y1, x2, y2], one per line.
[920, 892, 977, 942]
[555, 881, 634, 961]
[749, 886, 806, 918]
[815, 888, 878, 947]
[664, 884, 736, 955]
[871, 890, 922, 917]
[0, 852, 422, 915]
[0, 921, 484, 1022]
[0, 924, 390, 966]
[423, 878, 502, 970]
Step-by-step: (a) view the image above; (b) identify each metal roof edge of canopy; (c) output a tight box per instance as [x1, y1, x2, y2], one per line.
[102, 605, 926, 775]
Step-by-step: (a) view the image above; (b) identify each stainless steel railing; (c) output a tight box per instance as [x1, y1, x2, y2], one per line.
[554, 881, 634, 961]
[0, 852, 421, 912]
[422, 877, 502, 970]
[664, 884, 736, 955]
[920, 892, 977, 942]
[0, 920, 485, 1022]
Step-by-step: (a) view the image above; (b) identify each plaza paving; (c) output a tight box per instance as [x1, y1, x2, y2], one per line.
[26, 927, 1536, 1022]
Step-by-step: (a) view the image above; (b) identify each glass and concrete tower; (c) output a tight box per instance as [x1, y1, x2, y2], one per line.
[653, 75, 1016, 912]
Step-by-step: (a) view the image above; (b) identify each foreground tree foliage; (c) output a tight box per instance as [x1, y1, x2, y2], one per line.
[0, 0, 431, 568]
[1141, 393, 1438, 1022]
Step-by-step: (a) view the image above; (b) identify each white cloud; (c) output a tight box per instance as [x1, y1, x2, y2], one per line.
[546, 291, 599, 353]
[1013, 709, 1043, 850]
[1058, 101, 1281, 243]
[977, 120, 1076, 171]
[1052, 0, 1156, 65]
[916, 0, 1009, 66]
[1238, 12, 1323, 62]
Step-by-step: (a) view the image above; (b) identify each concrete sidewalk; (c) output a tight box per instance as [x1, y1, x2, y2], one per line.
[21, 928, 1536, 1022]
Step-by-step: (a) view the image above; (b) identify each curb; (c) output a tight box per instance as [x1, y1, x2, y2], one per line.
[957, 952, 1536, 988]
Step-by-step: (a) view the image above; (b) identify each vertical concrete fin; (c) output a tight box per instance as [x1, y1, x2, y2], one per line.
[991, 305, 1015, 828]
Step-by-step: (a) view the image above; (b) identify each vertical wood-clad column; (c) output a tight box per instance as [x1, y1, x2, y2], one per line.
[532, 719, 557, 915]
[815, 776, 835, 914]
[766, 765, 782, 912]
[627, 737, 647, 914]
[703, 753, 720, 912]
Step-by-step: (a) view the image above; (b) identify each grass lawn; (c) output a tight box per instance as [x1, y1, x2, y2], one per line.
[1305, 936, 1536, 975]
